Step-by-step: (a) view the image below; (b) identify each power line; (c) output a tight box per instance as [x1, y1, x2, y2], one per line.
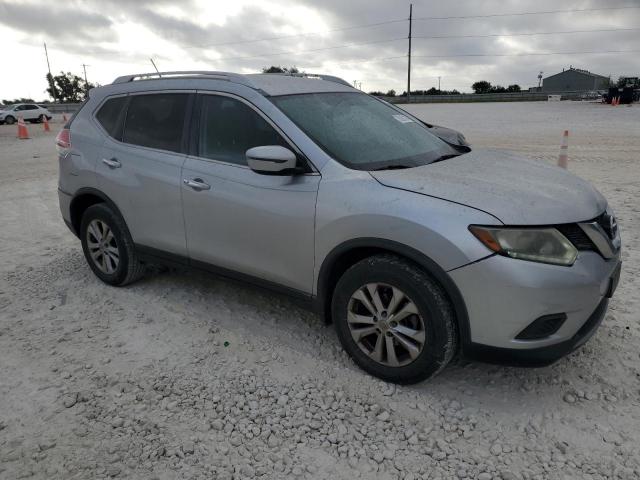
[300, 49, 638, 69]
[193, 5, 639, 50]
[209, 37, 406, 62]
[195, 18, 407, 49]
[413, 5, 640, 21]
[412, 49, 640, 59]
[198, 26, 639, 63]
[413, 26, 640, 40]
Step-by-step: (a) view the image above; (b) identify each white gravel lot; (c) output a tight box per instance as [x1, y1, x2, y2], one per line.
[0, 101, 639, 480]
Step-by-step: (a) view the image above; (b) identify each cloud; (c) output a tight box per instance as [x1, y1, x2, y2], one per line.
[0, 2, 114, 42]
[1, 0, 639, 99]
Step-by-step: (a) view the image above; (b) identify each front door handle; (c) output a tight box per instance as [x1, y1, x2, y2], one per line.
[183, 178, 211, 191]
[102, 157, 121, 169]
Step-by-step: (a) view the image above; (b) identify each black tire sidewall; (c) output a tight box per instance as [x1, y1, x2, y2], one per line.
[332, 255, 455, 384]
[80, 204, 132, 286]
[5, 116, 15, 125]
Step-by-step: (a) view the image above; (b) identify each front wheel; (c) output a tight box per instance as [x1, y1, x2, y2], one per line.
[332, 254, 458, 384]
[4, 115, 15, 125]
[80, 204, 145, 286]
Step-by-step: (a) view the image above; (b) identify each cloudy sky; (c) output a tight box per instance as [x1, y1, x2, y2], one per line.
[0, 0, 639, 100]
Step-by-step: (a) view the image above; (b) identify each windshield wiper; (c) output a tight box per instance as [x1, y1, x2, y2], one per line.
[373, 164, 411, 171]
[431, 153, 461, 163]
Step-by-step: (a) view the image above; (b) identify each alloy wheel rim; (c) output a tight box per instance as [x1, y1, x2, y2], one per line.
[86, 219, 119, 274]
[347, 283, 426, 367]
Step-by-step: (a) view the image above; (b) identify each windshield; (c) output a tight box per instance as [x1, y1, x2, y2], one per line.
[270, 92, 457, 170]
[0, 105, 15, 111]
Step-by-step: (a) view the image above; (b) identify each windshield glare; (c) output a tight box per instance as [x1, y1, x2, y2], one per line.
[1, 105, 15, 110]
[271, 92, 456, 170]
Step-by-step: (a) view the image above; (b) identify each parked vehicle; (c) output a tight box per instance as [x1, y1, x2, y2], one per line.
[57, 71, 622, 384]
[0, 103, 52, 124]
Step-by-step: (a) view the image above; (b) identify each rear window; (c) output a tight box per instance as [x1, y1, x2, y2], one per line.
[96, 96, 127, 139]
[123, 94, 188, 153]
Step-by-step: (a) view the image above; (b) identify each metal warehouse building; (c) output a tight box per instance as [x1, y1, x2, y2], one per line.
[542, 67, 610, 92]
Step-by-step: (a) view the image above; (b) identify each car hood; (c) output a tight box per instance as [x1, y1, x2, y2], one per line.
[370, 148, 606, 225]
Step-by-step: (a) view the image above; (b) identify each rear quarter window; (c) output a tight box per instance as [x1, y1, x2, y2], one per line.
[95, 96, 128, 139]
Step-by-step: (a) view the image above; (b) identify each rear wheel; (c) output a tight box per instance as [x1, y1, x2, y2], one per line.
[80, 204, 145, 286]
[332, 254, 457, 384]
[4, 115, 15, 125]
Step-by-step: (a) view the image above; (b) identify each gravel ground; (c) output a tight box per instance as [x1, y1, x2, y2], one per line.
[0, 102, 639, 480]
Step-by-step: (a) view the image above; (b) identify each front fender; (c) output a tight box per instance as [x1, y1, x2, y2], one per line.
[313, 164, 501, 295]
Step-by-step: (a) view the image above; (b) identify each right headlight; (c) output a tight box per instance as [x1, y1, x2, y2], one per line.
[469, 226, 578, 266]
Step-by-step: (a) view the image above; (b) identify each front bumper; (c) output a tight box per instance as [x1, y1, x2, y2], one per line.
[464, 297, 609, 367]
[450, 249, 621, 366]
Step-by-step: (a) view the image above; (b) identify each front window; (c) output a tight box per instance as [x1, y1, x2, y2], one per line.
[198, 95, 289, 166]
[270, 92, 458, 170]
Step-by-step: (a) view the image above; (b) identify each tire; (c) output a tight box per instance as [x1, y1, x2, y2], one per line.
[80, 203, 145, 286]
[332, 254, 457, 384]
[4, 116, 15, 125]
[38, 114, 45, 123]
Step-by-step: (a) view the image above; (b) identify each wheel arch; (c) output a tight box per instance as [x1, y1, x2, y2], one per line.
[69, 188, 126, 238]
[316, 238, 471, 348]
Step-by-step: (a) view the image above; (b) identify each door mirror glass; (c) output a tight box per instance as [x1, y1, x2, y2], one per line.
[246, 146, 297, 174]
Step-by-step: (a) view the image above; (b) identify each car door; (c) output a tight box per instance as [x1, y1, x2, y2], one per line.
[14, 104, 27, 120]
[24, 104, 39, 120]
[95, 92, 191, 257]
[181, 93, 320, 293]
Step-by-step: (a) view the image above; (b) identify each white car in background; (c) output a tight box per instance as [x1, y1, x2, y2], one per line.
[0, 103, 52, 125]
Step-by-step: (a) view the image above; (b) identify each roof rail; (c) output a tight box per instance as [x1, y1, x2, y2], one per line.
[266, 72, 353, 87]
[112, 71, 256, 88]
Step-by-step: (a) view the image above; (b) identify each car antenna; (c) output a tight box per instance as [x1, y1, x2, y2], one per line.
[150, 58, 162, 77]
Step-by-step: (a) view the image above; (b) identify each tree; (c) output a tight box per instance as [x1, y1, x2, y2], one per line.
[471, 81, 492, 94]
[2, 98, 35, 105]
[46, 71, 96, 102]
[386, 89, 396, 97]
[262, 66, 300, 74]
[617, 76, 639, 87]
[507, 84, 521, 92]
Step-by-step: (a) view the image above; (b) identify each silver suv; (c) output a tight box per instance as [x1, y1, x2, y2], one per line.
[57, 71, 621, 384]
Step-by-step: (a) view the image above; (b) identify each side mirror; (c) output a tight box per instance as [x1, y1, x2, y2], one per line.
[246, 146, 298, 174]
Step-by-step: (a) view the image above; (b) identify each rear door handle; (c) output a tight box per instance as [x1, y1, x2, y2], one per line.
[102, 157, 121, 169]
[183, 178, 211, 191]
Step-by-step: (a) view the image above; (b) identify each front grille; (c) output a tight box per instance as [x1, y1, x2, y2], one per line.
[556, 223, 596, 251]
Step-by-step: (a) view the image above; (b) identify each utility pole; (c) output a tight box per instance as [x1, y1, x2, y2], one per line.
[438, 76, 441, 92]
[407, 4, 413, 103]
[81, 63, 90, 94]
[44, 42, 57, 103]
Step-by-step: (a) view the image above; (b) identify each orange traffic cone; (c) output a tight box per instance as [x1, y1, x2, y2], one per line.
[17, 116, 30, 140]
[43, 116, 51, 132]
[557, 130, 568, 169]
